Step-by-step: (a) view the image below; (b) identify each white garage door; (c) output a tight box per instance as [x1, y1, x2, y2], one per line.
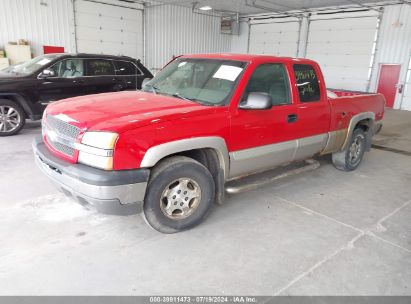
[306, 12, 379, 91]
[249, 18, 300, 57]
[74, 0, 143, 59]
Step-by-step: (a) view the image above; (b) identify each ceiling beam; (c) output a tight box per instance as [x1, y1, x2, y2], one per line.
[245, 0, 303, 18]
[345, 0, 381, 11]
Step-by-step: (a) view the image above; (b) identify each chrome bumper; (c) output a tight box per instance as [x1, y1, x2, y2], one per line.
[33, 136, 149, 215]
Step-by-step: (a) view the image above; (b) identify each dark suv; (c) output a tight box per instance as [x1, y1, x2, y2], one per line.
[0, 53, 152, 136]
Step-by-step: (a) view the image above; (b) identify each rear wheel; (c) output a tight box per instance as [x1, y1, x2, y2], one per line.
[0, 99, 25, 136]
[332, 128, 366, 171]
[143, 156, 215, 233]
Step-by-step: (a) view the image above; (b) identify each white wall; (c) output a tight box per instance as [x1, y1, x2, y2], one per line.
[144, 4, 231, 73]
[369, 4, 411, 110]
[231, 21, 249, 53]
[0, 0, 231, 73]
[0, 0, 76, 57]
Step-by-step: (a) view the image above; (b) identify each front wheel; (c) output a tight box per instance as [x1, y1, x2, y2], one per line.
[332, 128, 366, 171]
[143, 156, 215, 233]
[0, 99, 26, 136]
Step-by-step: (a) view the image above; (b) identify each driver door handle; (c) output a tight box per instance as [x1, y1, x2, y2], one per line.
[287, 114, 298, 123]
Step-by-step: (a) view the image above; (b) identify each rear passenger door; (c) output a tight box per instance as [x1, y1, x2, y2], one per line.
[114, 60, 145, 90]
[291, 63, 331, 160]
[84, 59, 117, 94]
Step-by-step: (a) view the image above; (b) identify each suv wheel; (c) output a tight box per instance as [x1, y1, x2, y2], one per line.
[0, 99, 26, 136]
[332, 128, 366, 171]
[143, 156, 215, 233]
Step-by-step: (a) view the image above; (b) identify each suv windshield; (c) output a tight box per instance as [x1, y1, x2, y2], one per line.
[5, 54, 62, 75]
[142, 58, 246, 106]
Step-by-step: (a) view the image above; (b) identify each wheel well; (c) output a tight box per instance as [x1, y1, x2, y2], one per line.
[158, 148, 225, 205]
[0, 95, 29, 118]
[355, 118, 372, 132]
[354, 118, 374, 150]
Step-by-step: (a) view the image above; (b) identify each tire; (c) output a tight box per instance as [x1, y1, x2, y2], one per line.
[143, 156, 215, 234]
[332, 128, 366, 171]
[0, 99, 26, 136]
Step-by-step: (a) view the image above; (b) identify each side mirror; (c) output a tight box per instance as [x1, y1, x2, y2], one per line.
[39, 69, 55, 79]
[142, 77, 152, 89]
[239, 92, 272, 110]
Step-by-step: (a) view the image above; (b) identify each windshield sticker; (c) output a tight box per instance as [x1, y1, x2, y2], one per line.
[38, 58, 52, 66]
[212, 65, 243, 82]
[178, 62, 187, 67]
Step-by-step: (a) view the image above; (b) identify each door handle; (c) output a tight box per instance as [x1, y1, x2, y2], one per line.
[287, 114, 298, 123]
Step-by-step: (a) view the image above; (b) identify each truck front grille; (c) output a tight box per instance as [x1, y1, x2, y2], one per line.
[46, 114, 81, 140]
[43, 115, 81, 158]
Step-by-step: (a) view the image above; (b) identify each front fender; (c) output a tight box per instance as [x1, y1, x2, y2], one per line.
[140, 137, 230, 179]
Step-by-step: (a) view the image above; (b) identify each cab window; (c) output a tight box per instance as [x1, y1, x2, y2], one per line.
[115, 60, 140, 76]
[48, 59, 84, 78]
[243, 63, 291, 106]
[293, 64, 321, 102]
[85, 59, 115, 76]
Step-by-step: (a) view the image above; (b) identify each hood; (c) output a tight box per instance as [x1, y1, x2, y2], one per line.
[0, 72, 20, 81]
[46, 91, 220, 133]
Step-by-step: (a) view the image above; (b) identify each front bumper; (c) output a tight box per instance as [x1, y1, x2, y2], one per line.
[33, 136, 150, 215]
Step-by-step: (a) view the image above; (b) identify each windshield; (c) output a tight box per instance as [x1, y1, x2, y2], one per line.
[142, 58, 246, 106]
[4, 54, 62, 75]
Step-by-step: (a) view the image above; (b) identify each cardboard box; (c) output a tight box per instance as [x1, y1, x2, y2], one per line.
[0, 58, 10, 71]
[5, 44, 31, 65]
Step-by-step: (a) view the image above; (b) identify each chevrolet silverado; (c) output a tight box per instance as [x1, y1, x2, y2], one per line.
[33, 54, 385, 233]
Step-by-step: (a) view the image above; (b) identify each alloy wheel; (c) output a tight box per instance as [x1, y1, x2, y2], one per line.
[0, 105, 21, 133]
[160, 178, 202, 220]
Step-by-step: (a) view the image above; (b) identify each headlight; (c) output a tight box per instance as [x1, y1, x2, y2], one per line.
[81, 132, 118, 149]
[77, 131, 118, 170]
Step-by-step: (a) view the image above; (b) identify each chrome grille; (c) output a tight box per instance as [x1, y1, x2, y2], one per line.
[44, 115, 81, 157]
[46, 135, 76, 156]
[46, 114, 81, 140]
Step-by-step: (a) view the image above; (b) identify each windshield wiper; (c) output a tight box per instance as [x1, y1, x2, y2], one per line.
[171, 93, 196, 101]
[144, 83, 159, 94]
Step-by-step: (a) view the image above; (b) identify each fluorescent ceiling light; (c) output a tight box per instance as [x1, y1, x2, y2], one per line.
[199, 5, 212, 10]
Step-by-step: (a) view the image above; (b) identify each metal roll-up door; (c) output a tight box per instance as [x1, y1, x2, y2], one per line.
[74, 0, 143, 59]
[249, 17, 301, 57]
[306, 11, 379, 91]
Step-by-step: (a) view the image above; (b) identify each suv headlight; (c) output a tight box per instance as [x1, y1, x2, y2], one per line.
[77, 132, 118, 170]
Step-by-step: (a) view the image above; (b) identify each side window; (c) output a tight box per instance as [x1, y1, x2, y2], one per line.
[86, 59, 115, 76]
[48, 59, 84, 78]
[293, 64, 321, 102]
[115, 61, 140, 75]
[47, 61, 62, 76]
[243, 63, 291, 106]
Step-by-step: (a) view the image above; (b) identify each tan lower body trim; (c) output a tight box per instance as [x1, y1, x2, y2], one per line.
[229, 134, 329, 180]
[321, 129, 348, 155]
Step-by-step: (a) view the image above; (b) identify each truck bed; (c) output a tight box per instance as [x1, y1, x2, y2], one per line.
[327, 89, 386, 131]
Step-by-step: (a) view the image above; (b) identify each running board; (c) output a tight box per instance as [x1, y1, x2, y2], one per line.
[225, 159, 320, 194]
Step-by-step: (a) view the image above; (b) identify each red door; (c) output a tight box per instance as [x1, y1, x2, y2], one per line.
[377, 64, 401, 108]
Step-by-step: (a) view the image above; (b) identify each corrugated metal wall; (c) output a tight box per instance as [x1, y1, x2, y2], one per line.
[0, 0, 75, 57]
[144, 4, 231, 73]
[369, 4, 411, 109]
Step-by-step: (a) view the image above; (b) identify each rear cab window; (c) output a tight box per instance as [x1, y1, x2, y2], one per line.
[293, 64, 321, 102]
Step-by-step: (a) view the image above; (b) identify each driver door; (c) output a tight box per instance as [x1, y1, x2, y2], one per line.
[229, 62, 298, 178]
[37, 58, 87, 105]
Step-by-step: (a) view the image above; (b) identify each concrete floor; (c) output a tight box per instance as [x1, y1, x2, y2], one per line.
[0, 111, 410, 295]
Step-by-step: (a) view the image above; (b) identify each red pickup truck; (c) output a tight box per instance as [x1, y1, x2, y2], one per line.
[33, 54, 385, 233]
